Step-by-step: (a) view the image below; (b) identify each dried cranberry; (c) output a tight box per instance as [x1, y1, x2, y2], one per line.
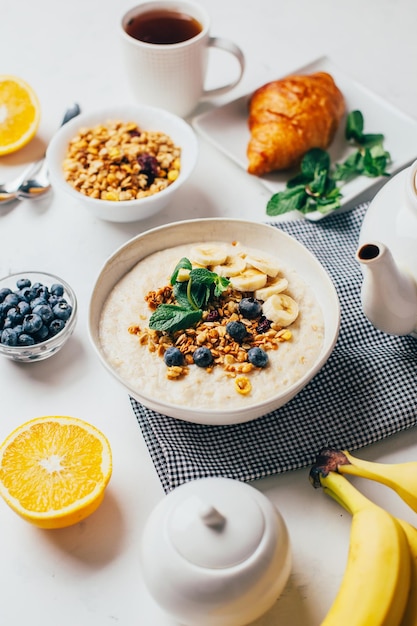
[256, 316, 271, 333]
[137, 153, 159, 184]
[206, 310, 220, 322]
[128, 128, 141, 138]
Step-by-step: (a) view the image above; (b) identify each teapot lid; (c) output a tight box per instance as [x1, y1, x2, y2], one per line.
[166, 477, 267, 569]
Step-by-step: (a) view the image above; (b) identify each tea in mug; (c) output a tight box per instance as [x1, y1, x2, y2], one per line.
[125, 9, 203, 44]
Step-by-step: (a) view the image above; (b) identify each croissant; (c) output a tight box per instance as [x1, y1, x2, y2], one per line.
[247, 72, 345, 176]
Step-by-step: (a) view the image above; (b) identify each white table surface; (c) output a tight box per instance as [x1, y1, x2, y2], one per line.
[1, 0, 417, 624]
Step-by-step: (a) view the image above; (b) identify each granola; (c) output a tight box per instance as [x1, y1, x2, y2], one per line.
[129, 284, 293, 380]
[62, 120, 181, 201]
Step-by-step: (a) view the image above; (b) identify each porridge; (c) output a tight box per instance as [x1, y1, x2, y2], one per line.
[99, 241, 324, 410]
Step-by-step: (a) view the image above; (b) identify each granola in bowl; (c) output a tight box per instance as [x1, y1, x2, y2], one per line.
[62, 120, 181, 201]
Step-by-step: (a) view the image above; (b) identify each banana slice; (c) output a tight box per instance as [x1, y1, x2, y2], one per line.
[190, 244, 229, 267]
[245, 252, 280, 278]
[229, 268, 267, 292]
[255, 276, 289, 300]
[176, 268, 191, 282]
[262, 294, 299, 326]
[212, 254, 247, 277]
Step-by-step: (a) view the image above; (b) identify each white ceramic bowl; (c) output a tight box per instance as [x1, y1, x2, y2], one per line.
[88, 219, 340, 424]
[0, 271, 77, 363]
[46, 104, 198, 222]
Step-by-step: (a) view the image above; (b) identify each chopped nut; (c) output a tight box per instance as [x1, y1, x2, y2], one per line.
[235, 376, 252, 395]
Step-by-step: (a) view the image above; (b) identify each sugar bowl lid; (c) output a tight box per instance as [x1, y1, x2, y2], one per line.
[166, 476, 266, 568]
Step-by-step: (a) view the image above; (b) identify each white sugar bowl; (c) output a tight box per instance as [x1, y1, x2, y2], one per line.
[140, 477, 291, 626]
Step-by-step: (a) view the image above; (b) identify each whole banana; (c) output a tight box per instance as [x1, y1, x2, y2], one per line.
[397, 519, 417, 626]
[310, 468, 411, 626]
[316, 448, 417, 513]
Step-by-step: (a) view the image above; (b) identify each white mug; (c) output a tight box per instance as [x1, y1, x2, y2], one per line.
[120, 1, 245, 118]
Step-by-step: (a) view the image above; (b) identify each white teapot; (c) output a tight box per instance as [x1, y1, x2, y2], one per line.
[140, 477, 291, 626]
[356, 159, 417, 338]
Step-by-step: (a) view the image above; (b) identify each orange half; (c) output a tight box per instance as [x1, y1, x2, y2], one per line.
[0, 415, 112, 528]
[0, 75, 41, 156]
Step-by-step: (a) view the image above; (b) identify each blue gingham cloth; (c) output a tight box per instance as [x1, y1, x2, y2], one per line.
[130, 203, 417, 493]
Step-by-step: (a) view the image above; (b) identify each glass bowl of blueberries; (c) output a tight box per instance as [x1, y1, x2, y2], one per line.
[0, 271, 77, 362]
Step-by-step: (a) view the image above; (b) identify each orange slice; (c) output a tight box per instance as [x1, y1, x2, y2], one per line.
[0, 415, 112, 529]
[0, 75, 41, 156]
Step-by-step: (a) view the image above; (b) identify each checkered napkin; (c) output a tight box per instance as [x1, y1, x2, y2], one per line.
[130, 203, 417, 493]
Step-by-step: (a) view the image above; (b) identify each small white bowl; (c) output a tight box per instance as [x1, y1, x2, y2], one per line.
[46, 104, 198, 223]
[0, 271, 77, 363]
[88, 219, 340, 425]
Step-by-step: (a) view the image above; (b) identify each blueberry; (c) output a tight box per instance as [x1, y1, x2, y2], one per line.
[17, 333, 35, 346]
[30, 296, 48, 309]
[238, 297, 262, 320]
[2, 317, 12, 329]
[17, 300, 31, 317]
[53, 301, 73, 321]
[0, 288, 12, 303]
[163, 346, 184, 366]
[247, 347, 269, 368]
[33, 303, 54, 324]
[226, 321, 247, 343]
[3, 293, 19, 310]
[33, 324, 49, 342]
[17, 287, 32, 302]
[51, 283, 64, 297]
[5, 307, 23, 326]
[16, 278, 31, 290]
[1, 328, 18, 346]
[48, 318, 65, 336]
[48, 295, 62, 307]
[193, 346, 213, 367]
[23, 313, 43, 334]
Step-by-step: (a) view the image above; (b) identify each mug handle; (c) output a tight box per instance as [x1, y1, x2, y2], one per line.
[202, 37, 245, 98]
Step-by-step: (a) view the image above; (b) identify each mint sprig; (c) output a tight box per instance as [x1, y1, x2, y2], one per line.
[266, 110, 391, 218]
[149, 258, 230, 333]
[267, 148, 343, 217]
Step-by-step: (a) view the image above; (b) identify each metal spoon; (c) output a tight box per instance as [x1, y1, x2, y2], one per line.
[0, 103, 81, 205]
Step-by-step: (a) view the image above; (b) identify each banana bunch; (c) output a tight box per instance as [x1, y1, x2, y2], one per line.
[189, 243, 298, 327]
[310, 448, 417, 626]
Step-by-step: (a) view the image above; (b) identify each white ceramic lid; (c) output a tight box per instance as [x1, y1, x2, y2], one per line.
[166, 478, 266, 568]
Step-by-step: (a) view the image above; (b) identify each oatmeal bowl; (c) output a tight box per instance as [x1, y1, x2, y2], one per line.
[88, 219, 340, 425]
[46, 104, 198, 222]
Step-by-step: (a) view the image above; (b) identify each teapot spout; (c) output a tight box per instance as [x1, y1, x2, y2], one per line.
[356, 241, 417, 336]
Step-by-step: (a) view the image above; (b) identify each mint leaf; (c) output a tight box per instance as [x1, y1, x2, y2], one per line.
[170, 257, 192, 285]
[266, 185, 307, 216]
[345, 110, 364, 142]
[188, 279, 210, 309]
[333, 151, 363, 181]
[173, 281, 191, 308]
[301, 148, 331, 178]
[149, 304, 202, 333]
[362, 145, 391, 177]
[359, 133, 385, 149]
[213, 274, 230, 297]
